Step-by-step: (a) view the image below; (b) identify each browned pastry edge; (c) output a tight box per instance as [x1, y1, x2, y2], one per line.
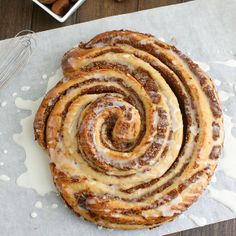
[50, 163, 214, 229]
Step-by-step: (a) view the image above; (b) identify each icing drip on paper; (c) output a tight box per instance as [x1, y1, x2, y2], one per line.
[42, 74, 48, 80]
[211, 175, 217, 183]
[13, 69, 63, 196]
[3, 149, 8, 154]
[158, 37, 166, 42]
[218, 90, 233, 102]
[213, 79, 221, 87]
[188, 214, 207, 226]
[31, 212, 38, 218]
[207, 80, 236, 210]
[51, 203, 58, 209]
[1, 101, 7, 107]
[194, 61, 210, 72]
[214, 59, 236, 67]
[0, 175, 10, 182]
[208, 186, 236, 212]
[21, 86, 31, 91]
[35, 201, 43, 209]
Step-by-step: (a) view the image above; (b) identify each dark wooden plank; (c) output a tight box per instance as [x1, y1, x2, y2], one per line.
[168, 218, 236, 236]
[30, 0, 139, 33]
[77, 0, 139, 23]
[31, 2, 77, 33]
[0, 0, 33, 40]
[138, 0, 183, 10]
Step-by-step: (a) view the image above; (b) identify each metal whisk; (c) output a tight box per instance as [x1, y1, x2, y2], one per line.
[0, 30, 37, 89]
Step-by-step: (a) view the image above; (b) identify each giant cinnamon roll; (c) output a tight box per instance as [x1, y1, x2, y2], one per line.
[34, 30, 224, 229]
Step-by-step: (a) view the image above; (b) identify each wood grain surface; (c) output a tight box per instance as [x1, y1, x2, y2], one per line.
[0, 0, 235, 235]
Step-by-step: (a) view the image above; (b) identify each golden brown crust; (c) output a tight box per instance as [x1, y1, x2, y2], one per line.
[34, 30, 224, 230]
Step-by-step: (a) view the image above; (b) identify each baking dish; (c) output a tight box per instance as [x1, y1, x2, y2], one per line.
[32, 0, 86, 23]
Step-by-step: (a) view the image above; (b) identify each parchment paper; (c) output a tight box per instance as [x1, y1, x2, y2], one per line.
[1, 0, 236, 235]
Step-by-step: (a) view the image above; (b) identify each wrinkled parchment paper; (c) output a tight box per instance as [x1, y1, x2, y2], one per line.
[0, 0, 236, 235]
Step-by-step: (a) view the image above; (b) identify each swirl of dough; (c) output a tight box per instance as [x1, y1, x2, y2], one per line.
[34, 30, 224, 230]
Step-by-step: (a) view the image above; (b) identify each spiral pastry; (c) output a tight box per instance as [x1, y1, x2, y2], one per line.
[34, 30, 224, 229]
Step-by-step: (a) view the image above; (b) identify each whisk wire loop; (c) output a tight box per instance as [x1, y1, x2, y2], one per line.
[0, 30, 37, 89]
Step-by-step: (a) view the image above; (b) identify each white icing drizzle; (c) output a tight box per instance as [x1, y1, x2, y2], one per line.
[194, 61, 210, 72]
[189, 125, 198, 136]
[159, 194, 183, 217]
[93, 42, 108, 48]
[21, 86, 31, 91]
[3, 149, 8, 154]
[211, 175, 217, 183]
[213, 79, 221, 87]
[158, 37, 166, 42]
[13, 68, 62, 196]
[42, 74, 48, 80]
[51, 203, 58, 209]
[0, 175, 10, 181]
[166, 97, 183, 132]
[35, 201, 43, 209]
[122, 54, 131, 58]
[188, 214, 207, 226]
[31, 212, 38, 218]
[218, 90, 233, 102]
[208, 186, 236, 212]
[138, 38, 155, 45]
[1, 101, 7, 107]
[214, 59, 236, 67]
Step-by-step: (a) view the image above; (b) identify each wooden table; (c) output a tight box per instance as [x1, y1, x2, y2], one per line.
[1, 0, 235, 235]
